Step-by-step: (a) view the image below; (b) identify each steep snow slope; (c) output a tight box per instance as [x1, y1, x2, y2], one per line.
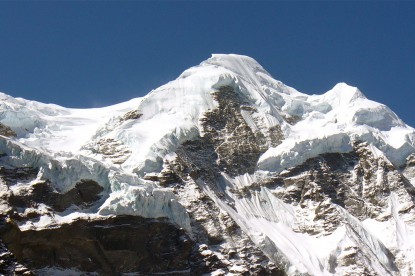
[1, 54, 415, 275]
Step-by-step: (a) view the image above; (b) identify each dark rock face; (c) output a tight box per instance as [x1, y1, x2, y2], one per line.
[269, 151, 357, 206]
[92, 138, 131, 164]
[0, 167, 38, 186]
[0, 165, 205, 275]
[0, 123, 16, 138]
[0, 239, 33, 276]
[0, 166, 113, 275]
[0, 216, 196, 275]
[252, 141, 415, 238]
[170, 85, 283, 188]
[405, 153, 415, 168]
[200, 86, 283, 177]
[82, 109, 141, 165]
[120, 109, 142, 122]
[10, 179, 103, 213]
[0, 166, 104, 220]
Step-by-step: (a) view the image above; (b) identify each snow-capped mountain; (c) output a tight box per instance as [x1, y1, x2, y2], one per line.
[1, 54, 415, 275]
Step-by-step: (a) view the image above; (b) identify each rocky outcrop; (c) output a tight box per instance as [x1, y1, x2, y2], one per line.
[120, 109, 142, 122]
[0, 216, 197, 275]
[403, 153, 415, 190]
[90, 137, 131, 164]
[0, 239, 33, 276]
[200, 85, 283, 177]
[0, 166, 104, 222]
[243, 141, 415, 236]
[81, 109, 142, 165]
[0, 123, 16, 138]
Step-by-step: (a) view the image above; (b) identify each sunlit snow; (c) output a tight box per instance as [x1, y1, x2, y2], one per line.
[1, 54, 414, 275]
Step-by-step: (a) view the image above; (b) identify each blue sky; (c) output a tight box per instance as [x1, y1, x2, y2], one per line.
[1, 2, 414, 127]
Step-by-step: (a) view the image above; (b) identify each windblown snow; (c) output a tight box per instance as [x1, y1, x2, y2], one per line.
[1, 54, 415, 275]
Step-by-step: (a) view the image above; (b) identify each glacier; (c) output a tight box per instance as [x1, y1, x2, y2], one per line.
[0, 54, 415, 275]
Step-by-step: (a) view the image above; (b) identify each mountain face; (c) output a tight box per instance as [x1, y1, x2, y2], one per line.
[0, 54, 415, 275]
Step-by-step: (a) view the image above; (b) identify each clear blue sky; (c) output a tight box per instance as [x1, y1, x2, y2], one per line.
[1, 2, 414, 127]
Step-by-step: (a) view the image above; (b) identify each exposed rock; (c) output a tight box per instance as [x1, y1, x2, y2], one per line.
[0, 123, 16, 138]
[251, 141, 415, 238]
[405, 153, 415, 168]
[92, 137, 131, 164]
[0, 216, 197, 275]
[120, 109, 142, 122]
[0, 166, 104, 220]
[402, 153, 415, 187]
[0, 239, 33, 276]
[282, 114, 302, 126]
[0, 167, 37, 185]
[198, 85, 283, 177]
[9, 180, 103, 213]
[160, 160, 286, 275]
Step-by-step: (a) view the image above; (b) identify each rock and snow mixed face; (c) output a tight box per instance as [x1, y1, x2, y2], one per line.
[0, 54, 415, 275]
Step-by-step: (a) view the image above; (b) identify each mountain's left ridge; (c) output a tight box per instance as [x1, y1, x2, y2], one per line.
[0, 54, 415, 275]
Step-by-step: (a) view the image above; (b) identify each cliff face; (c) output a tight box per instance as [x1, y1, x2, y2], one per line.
[0, 54, 415, 275]
[1, 216, 196, 275]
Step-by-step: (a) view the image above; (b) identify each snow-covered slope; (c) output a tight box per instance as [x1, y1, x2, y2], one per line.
[1, 54, 415, 275]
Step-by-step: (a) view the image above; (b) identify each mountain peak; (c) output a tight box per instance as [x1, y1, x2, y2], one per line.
[331, 82, 365, 100]
[200, 53, 273, 80]
[204, 53, 263, 68]
[1, 55, 415, 275]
